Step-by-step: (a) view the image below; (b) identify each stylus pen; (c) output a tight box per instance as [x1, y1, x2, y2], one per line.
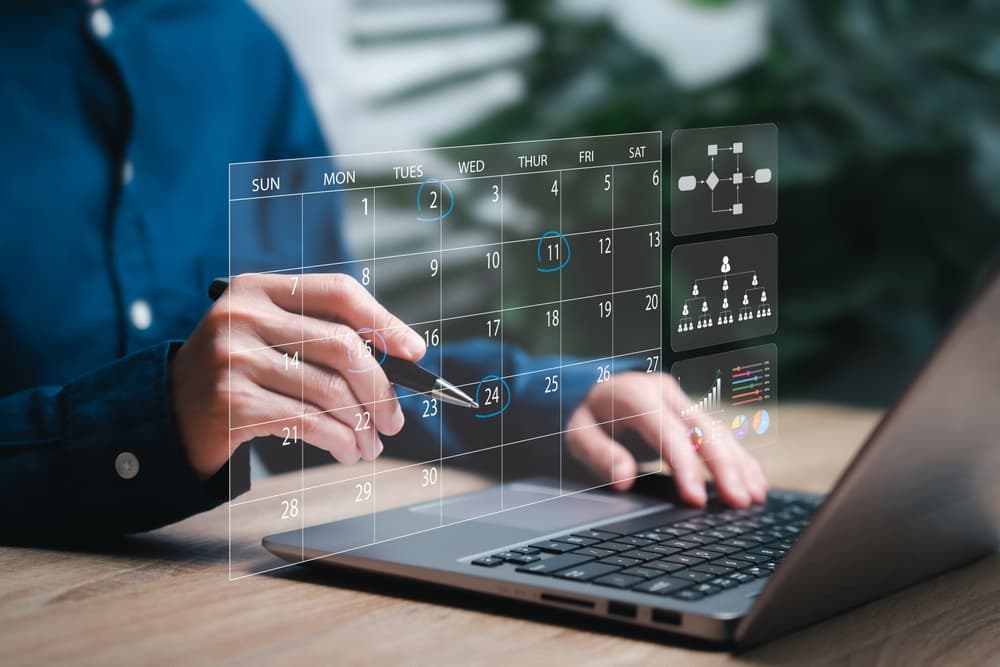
[208, 278, 479, 409]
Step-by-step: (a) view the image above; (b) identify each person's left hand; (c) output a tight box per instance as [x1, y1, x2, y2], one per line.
[565, 371, 769, 507]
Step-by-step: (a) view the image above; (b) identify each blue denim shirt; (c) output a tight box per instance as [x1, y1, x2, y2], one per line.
[0, 0, 595, 539]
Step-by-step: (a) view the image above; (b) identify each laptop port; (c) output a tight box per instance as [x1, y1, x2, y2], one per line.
[540, 593, 594, 609]
[607, 601, 637, 619]
[651, 608, 682, 626]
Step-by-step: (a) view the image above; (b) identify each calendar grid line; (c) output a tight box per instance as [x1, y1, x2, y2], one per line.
[233, 283, 662, 355]
[228, 347, 662, 433]
[228, 160, 661, 202]
[229, 408, 662, 508]
[499, 174, 505, 511]
[228, 468, 665, 582]
[558, 168, 563, 495]
[234, 222, 661, 278]
[611, 165, 616, 485]
[229, 130, 660, 166]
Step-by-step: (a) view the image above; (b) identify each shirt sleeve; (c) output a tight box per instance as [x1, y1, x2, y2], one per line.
[388, 339, 605, 461]
[0, 341, 249, 542]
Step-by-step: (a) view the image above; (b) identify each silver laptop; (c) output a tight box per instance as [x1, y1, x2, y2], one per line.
[264, 264, 1000, 648]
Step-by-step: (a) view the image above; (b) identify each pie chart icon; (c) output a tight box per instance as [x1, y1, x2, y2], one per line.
[730, 414, 749, 440]
[752, 409, 771, 435]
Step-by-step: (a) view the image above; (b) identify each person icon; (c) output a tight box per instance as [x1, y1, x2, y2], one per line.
[682, 303, 689, 316]
[692, 283, 699, 296]
[701, 301, 709, 313]
[722, 278, 729, 292]
[760, 290, 767, 303]
[742, 294, 749, 306]
[722, 297, 729, 309]
[721, 256, 731, 274]
[751, 273, 758, 286]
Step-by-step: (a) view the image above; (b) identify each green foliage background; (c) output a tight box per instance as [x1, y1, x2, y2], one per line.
[381, 0, 1000, 403]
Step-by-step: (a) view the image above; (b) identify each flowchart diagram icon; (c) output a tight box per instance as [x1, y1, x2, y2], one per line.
[671, 124, 777, 236]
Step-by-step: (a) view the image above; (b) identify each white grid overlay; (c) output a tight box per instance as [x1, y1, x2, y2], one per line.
[228, 131, 663, 579]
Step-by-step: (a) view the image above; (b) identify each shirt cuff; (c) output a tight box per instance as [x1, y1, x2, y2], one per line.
[57, 341, 250, 535]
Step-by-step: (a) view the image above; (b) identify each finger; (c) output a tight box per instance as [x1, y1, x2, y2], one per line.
[261, 273, 426, 360]
[736, 443, 769, 503]
[248, 348, 390, 462]
[689, 415, 751, 508]
[658, 408, 709, 506]
[302, 410, 366, 465]
[253, 321, 404, 435]
[234, 386, 362, 465]
[566, 406, 637, 491]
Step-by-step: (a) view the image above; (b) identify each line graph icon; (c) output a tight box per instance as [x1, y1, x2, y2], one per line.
[670, 124, 777, 237]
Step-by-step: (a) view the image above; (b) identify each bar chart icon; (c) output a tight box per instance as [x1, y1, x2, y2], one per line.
[681, 371, 722, 416]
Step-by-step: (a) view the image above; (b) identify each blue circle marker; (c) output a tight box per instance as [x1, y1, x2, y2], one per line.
[473, 374, 511, 419]
[347, 327, 387, 373]
[416, 178, 455, 221]
[536, 231, 571, 272]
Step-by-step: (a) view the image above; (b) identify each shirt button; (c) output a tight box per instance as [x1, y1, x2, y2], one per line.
[90, 8, 113, 39]
[121, 160, 134, 186]
[115, 452, 140, 480]
[129, 299, 153, 330]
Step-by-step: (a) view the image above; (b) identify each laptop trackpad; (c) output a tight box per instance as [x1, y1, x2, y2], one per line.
[411, 483, 653, 532]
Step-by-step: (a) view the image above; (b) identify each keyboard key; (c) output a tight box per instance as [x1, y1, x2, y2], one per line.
[505, 554, 541, 565]
[599, 555, 641, 568]
[645, 545, 681, 557]
[662, 539, 699, 550]
[614, 536, 654, 548]
[744, 565, 771, 578]
[645, 560, 686, 574]
[573, 529, 621, 541]
[654, 527, 691, 537]
[731, 551, 769, 564]
[592, 573, 643, 589]
[697, 529, 737, 541]
[620, 566, 662, 579]
[720, 538, 759, 550]
[677, 533, 717, 545]
[632, 531, 666, 542]
[673, 570, 712, 583]
[766, 540, 794, 551]
[710, 577, 738, 589]
[554, 562, 621, 582]
[530, 541, 577, 554]
[672, 589, 704, 601]
[620, 549, 661, 562]
[632, 576, 692, 595]
[692, 563, 733, 576]
[751, 546, 786, 559]
[680, 549, 716, 560]
[512, 546, 541, 555]
[472, 556, 503, 567]
[694, 583, 722, 596]
[553, 535, 599, 547]
[702, 543, 741, 555]
[664, 554, 705, 567]
[574, 547, 615, 559]
[729, 572, 756, 583]
[516, 553, 593, 575]
[710, 558, 750, 570]
[593, 541, 633, 553]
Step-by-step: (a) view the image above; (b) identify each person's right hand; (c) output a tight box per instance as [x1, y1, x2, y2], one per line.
[169, 273, 427, 479]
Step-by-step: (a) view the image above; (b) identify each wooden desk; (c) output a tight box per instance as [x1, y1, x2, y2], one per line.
[1, 404, 997, 666]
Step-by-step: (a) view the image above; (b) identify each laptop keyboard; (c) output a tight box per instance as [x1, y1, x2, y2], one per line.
[471, 496, 819, 602]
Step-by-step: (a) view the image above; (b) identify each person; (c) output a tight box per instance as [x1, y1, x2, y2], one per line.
[0, 0, 767, 541]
